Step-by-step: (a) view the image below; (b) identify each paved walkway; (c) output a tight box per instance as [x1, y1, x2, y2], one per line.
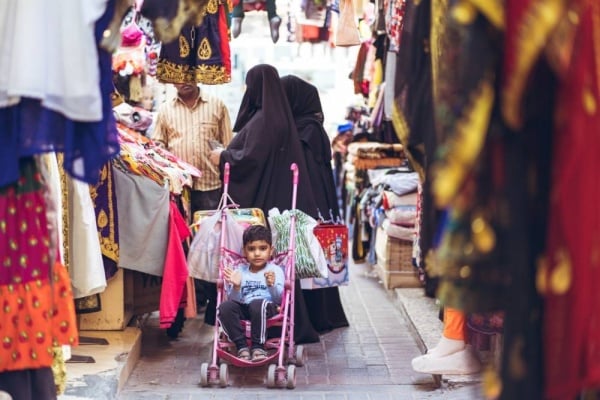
[118, 262, 481, 399]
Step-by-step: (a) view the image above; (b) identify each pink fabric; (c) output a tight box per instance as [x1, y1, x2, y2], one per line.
[159, 202, 192, 328]
[121, 22, 143, 47]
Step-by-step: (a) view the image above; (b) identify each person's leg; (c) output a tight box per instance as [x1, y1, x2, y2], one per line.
[191, 189, 221, 213]
[217, 300, 248, 351]
[191, 189, 222, 325]
[248, 299, 278, 349]
[427, 307, 467, 357]
[411, 307, 481, 375]
[0, 367, 55, 400]
[198, 279, 218, 325]
[266, 0, 282, 43]
[265, 0, 277, 20]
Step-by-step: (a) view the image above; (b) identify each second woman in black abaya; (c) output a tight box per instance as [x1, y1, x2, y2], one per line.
[281, 74, 350, 333]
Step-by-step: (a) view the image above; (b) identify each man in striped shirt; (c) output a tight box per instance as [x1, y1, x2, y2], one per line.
[153, 83, 232, 326]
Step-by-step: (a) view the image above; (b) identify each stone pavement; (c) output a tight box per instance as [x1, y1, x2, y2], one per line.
[117, 261, 483, 399]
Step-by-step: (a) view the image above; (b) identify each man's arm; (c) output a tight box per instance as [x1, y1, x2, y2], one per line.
[218, 101, 233, 146]
[151, 107, 168, 148]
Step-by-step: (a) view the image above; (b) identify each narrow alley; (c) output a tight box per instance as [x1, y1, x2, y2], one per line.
[117, 261, 481, 399]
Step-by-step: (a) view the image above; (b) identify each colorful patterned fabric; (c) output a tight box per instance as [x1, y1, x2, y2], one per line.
[0, 0, 119, 187]
[0, 159, 78, 372]
[156, 0, 231, 85]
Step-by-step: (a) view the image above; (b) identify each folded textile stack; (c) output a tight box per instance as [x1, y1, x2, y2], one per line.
[373, 172, 420, 289]
[347, 142, 405, 170]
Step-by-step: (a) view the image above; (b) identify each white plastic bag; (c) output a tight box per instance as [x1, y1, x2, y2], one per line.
[187, 210, 245, 282]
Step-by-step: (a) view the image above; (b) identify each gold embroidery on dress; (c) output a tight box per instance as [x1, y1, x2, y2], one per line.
[91, 164, 119, 262]
[195, 64, 232, 84]
[502, 0, 566, 130]
[198, 37, 212, 60]
[465, 0, 505, 30]
[391, 103, 426, 181]
[432, 79, 495, 208]
[207, 0, 219, 14]
[431, 0, 448, 144]
[179, 34, 191, 58]
[157, 60, 231, 85]
[97, 210, 108, 229]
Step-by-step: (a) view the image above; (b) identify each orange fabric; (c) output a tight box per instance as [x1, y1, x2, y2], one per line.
[442, 307, 466, 341]
[184, 277, 197, 319]
[0, 262, 79, 372]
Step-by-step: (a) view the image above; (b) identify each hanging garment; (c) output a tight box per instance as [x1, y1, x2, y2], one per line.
[113, 167, 170, 276]
[67, 176, 107, 298]
[0, 0, 119, 187]
[90, 163, 120, 280]
[542, 3, 600, 398]
[156, 0, 231, 85]
[159, 201, 192, 328]
[0, 0, 106, 121]
[0, 158, 79, 374]
[392, 0, 437, 295]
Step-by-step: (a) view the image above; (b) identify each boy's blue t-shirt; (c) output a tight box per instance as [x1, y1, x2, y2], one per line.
[227, 262, 285, 305]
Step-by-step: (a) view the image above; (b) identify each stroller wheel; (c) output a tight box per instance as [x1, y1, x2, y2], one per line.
[294, 345, 306, 367]
[199, 362, 209, 387]
[218, 363, 229, 388]
[286, 364, 297, 389]
[266, 364, 277, 388]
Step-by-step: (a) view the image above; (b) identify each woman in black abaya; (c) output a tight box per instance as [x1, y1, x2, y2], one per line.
[281, 74, 349, 332]
[209, 64, 320, 343]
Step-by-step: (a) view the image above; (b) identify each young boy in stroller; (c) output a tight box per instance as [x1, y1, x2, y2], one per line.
[217, 224, 284, 362]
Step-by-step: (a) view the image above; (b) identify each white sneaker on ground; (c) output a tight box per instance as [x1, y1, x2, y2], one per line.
[411, 346, 482, 375]
[0, 391, 12, 400]
[427, 336, 466, 357]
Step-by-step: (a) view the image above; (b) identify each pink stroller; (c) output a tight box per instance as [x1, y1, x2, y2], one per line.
[199, 162, 306, 389]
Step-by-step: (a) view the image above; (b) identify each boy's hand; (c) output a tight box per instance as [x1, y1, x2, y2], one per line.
[264, 271, 275, 287]
[224, 267, 242, 289]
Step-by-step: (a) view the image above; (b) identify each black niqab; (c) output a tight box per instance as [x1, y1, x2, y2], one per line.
[281, 75, 339, 219]
[222, 64, 318, 218]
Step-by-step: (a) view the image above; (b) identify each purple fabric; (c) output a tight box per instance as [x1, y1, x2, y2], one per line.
[0, 0, 119, 187]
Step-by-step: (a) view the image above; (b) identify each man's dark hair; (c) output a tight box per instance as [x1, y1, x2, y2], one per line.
[242, 224, 272, 246]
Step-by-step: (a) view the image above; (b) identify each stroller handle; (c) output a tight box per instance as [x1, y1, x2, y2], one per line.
[290, 163, 298, 185]
[224, 162, 230, 185]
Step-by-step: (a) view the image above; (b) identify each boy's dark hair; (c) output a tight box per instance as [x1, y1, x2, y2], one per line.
[242, 224, 272, 246]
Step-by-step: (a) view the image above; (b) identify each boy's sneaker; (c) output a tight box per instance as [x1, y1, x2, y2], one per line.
[251, 348, 268, 362]
[237, 347, 250, 361]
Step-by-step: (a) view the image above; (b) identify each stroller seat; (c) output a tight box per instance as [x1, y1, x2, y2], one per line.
[199, 162, 305, 389]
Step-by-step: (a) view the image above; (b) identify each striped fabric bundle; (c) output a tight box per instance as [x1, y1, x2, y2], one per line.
[270, 209, 327, 280]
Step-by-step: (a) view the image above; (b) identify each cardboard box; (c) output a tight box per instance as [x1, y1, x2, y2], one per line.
[78, 269, 134, 330]
[375, 227, 420, 289]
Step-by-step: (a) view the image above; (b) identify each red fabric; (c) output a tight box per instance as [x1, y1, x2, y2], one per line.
[159, 202, 192, 329]
[218, 4, 231, 77]
[543, 3, 600, 398]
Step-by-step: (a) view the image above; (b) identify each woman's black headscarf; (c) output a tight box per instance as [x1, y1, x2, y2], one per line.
[281, 75, 339, 219]
[221, 64, 319, 219]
